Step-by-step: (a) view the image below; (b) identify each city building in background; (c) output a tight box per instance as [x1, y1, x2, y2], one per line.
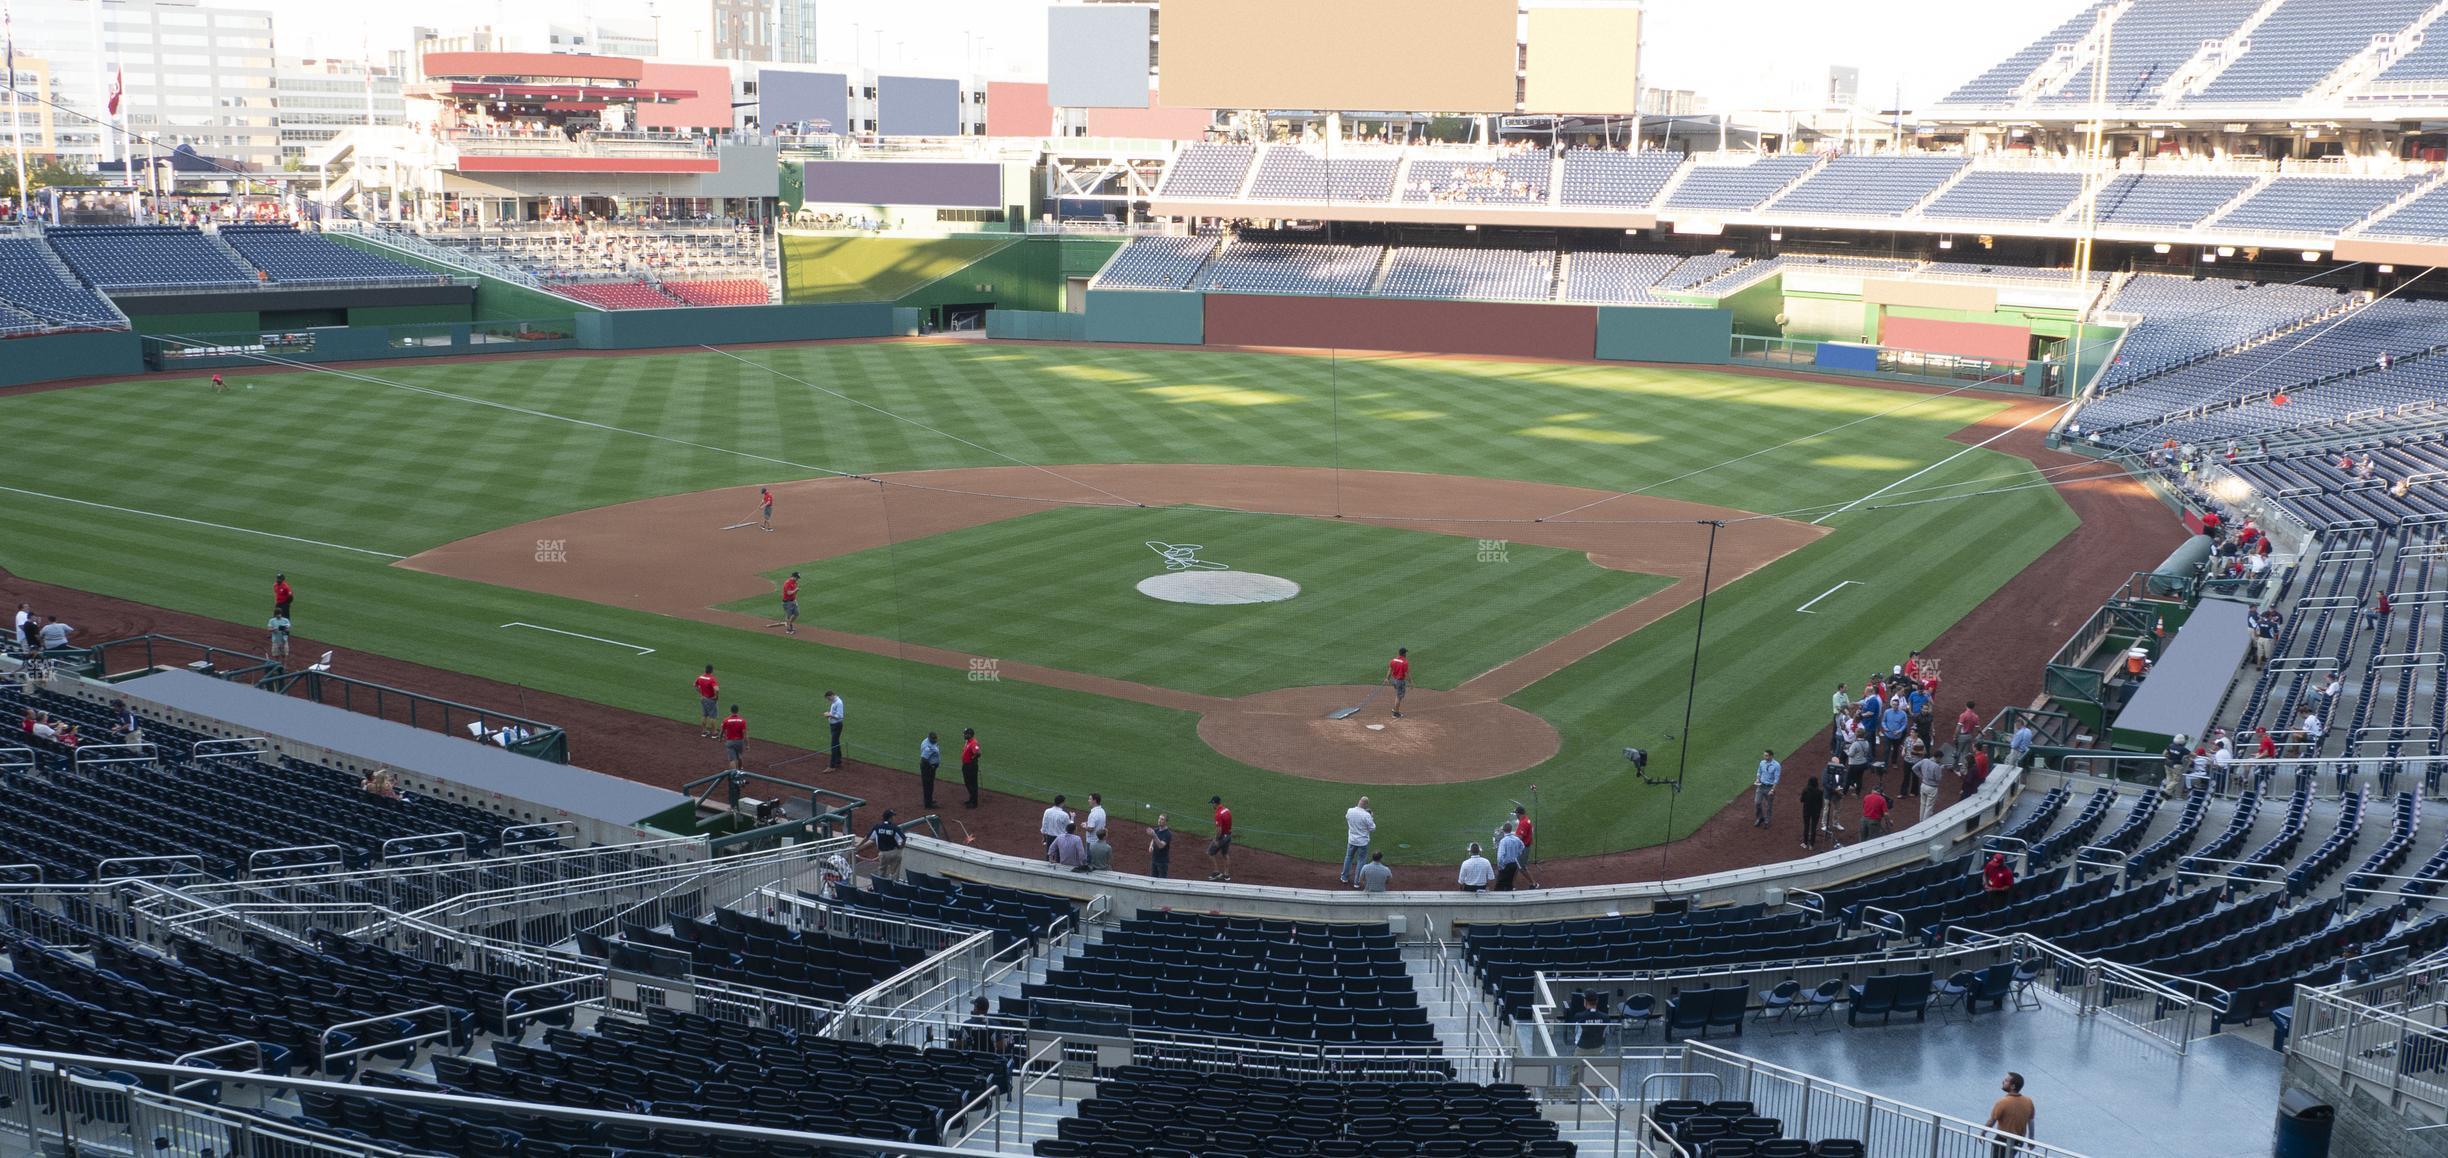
[273, 55, 404, 164]
[8, 0, 278, 170]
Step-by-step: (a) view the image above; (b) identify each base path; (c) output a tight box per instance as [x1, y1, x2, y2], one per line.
[402, 464, 1821, 784]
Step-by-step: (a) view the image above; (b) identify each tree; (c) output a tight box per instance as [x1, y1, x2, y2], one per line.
[0, 158, 103, 202]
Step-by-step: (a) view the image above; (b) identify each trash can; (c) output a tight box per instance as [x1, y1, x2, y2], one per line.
[2272, 1087, 2333, 1158]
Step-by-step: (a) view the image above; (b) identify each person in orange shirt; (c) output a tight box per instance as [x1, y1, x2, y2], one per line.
[1386, 648, 1411, 719]
[1986, 1072, 2035, 1156]
[780, 572, 801, 635]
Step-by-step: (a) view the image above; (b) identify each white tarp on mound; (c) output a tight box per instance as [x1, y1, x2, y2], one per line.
[1136, 571, 1301, 605]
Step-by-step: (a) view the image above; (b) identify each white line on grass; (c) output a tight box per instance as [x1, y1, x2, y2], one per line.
[1809, 398, 2078, 526]
[0, 484, 406, 559]
[499, 622, 655, 655]
[1796, 581, 1861, 614]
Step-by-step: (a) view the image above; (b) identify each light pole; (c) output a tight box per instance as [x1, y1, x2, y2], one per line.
[1660, 519, 1726, 878]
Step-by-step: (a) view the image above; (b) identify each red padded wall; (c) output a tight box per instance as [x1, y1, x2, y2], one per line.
[1878, 315, 2032, 363]
[1203, 295, 1597, 359]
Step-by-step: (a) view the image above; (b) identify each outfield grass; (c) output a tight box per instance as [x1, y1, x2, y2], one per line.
[0, 343, 2075, 860]
[717, 507, 1676, 698]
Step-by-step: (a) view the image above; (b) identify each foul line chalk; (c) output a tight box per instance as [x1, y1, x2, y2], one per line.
[0, 484, 404, 560]
[1796, 580, 1861, 615]
[500, 622, 655, 655]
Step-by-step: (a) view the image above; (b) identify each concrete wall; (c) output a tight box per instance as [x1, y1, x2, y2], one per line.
[1084, 289, 1204, 344]
[0, 329, 146, 388]
[1594, 306, 1735, 365]
[2279, 1059, 2448, 1158]
[1204, 294, 1599, 360]
[900, 767, 2026, 940]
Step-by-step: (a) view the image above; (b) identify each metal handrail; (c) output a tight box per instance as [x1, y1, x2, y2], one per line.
[316, 1004, 453, 1069]
[2072, 844, 2131, 886]
[191, 736, 268, 760]
[97, 855, 207, 882]
[0, 745, 31, 772]
[168, 1039, 263, 1096]
[380, 831, 468, 864]
[498, 974, 602, 1038]
[246, 843, 344, 877]
[1013, 1033, 1068, 1147]
[500, 821, 577, 852]
[72, 743, 158, 770]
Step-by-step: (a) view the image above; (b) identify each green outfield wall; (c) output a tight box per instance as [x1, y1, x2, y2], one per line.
[1082, 290, 1204, 344]
[0, 330, 148, 387]
[1594, 307, 1736, 365]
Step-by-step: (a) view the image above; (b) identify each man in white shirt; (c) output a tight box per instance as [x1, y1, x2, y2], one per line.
[1458, 844, 1493, 892]
[36, 619, 72, 651]
[823, 691, 846, 771]
[1340, 796, 1376, 887]
[1084, 793, 1108, 840]
[10, 604, 28, 652]
[2299, 710, 2325, 756]
[1039, 795, 1072, 855]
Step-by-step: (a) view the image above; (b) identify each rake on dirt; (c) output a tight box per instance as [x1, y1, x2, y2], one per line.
[1327, 683, 1387, 720]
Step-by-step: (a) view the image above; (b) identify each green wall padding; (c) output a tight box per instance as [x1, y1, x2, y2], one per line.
[572, 302, 896, 349]
[349, 303, 475, 327]
[0, 330, 147, 387]
[1594, 307, 1734, 365]
[1084, 290, 1203, 345]
[985, 310, 1089, 341]
[133, 311, 260, 336]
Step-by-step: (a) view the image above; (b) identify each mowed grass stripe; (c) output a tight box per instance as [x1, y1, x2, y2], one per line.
[721, 507, 1675, 699]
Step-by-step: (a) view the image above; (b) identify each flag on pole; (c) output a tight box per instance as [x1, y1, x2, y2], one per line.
[106, 66, 123, 116]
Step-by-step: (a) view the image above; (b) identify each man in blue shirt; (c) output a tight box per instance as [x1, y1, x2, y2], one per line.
[2010, 722, 2036, 766]
[1753, 750, 1782, 827]
[1879, 702, 1911, 771]
[1494, 825, 1526, 892]
[917, 732, 942, 808]
[1906, 686, 1933, 745]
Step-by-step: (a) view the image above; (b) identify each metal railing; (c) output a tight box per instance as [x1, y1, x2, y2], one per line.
[1659, 1041, 2095, 1158]
[1947, 929, 2222, 1052]
[2287, 965, 2448, 1121]
[0, 1045, 989, 1157]
[151, 835, 707, 937]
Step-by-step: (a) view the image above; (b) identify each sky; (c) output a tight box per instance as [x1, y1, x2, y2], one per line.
[257, 0, 2079, 112]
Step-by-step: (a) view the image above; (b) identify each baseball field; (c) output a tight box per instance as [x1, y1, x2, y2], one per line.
[0, 340, 2080, 862]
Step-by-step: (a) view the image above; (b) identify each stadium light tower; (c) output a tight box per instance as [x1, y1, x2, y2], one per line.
[2066, 8, 2113, 400]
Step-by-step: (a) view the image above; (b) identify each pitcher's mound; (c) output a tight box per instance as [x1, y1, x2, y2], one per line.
[1198, 686, 1560, 785]
[1137, 571, 1301, 605]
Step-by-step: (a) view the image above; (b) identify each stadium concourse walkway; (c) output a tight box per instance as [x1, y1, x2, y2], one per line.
[1727, 1002, 2281, 1158]
[0, 384, 2181, 887]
